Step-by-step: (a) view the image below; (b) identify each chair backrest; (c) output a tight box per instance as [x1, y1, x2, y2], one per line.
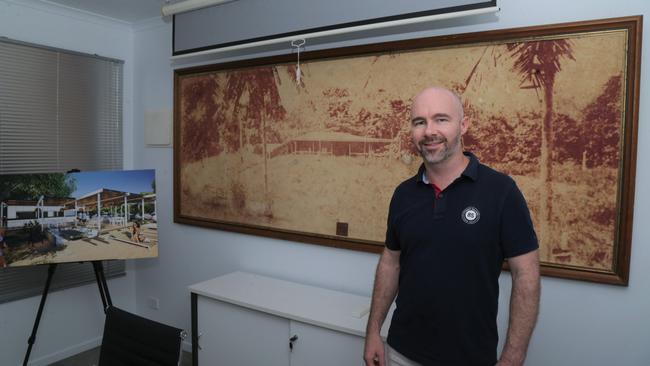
[98, 306, 186, 366]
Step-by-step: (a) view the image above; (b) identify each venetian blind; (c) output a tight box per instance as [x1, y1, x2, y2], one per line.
[0, 38, 125, 304]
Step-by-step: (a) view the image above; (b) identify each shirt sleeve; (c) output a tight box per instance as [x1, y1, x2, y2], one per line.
[500, 181, 539, 258]
[385, 190, 401, 250]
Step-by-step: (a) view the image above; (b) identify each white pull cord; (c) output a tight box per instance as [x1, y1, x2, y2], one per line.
[291, 39, 306, 83]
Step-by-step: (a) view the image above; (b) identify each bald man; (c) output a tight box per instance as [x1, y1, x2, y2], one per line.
[364, 87, 540, 366]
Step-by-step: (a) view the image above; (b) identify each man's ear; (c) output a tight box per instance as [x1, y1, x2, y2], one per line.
[460, 116, 469, 135]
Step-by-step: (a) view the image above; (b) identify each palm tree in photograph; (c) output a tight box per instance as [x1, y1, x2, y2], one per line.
[507, 39, 574, 251]
[223, 67, 287, 212]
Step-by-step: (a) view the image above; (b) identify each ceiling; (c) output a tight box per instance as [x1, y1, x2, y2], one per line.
[42, 0, 173, 23]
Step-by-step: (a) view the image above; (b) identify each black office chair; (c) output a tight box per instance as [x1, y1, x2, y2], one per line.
[98, 306, 187, 366]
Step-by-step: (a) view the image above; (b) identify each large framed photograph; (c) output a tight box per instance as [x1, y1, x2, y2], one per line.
[174, 16, 641, 285]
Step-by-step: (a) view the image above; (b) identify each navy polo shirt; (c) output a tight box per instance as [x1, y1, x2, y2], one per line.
[385, 152, 538, 366]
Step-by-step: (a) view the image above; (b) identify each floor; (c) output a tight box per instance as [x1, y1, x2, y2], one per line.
[50, 347, 192, 366]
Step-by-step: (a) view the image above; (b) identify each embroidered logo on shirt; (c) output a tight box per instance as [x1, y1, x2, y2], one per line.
[461, 206, 480, 224]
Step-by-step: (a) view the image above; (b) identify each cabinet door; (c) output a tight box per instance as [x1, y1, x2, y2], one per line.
[198, 297, 290, 366]
[289, 320, 365, 366]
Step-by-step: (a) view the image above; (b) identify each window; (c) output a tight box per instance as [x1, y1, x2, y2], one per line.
[0, 38, 125, 304]
[16, 212, 36, 220]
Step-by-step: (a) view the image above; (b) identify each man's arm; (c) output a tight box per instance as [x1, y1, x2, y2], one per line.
[364, 247, 400, 366]
[497, 249, 540, 366]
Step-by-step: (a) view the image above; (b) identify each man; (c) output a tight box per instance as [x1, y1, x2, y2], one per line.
[364, 87, 540, 366]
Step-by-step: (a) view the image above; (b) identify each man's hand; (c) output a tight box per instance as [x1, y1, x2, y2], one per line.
[363, 332, 385, 366]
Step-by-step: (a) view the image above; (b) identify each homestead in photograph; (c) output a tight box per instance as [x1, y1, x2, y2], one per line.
[268, 131, 393, 158]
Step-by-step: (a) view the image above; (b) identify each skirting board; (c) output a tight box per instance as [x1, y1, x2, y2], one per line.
[26, 337, 192, 365]
[28, 336, 102, 366]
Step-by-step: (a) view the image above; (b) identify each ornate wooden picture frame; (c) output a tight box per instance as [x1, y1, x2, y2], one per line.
[174, 16, 641, 285]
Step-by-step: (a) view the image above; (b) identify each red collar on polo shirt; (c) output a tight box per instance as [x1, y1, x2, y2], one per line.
[430, 183, 442, 199]
[421, 172, 443, 199]
[416, 152, 480, 200]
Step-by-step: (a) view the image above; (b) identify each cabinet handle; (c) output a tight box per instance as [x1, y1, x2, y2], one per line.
[289, 334, 298, 351]
[197, 332, 203, 350]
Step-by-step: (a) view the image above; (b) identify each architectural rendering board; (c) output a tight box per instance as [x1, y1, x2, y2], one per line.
[0, 170, 157, 267]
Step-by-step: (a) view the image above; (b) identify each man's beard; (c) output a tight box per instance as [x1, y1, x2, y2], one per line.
[417, 133, 461, 165]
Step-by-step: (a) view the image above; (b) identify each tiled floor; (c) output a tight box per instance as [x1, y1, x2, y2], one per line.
[50, 347, 192, 366]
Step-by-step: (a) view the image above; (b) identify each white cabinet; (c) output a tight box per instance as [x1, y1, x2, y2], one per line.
[289, 320, 366, 366]
[197, 297, 290, 366]
[189, 272, 391, 366]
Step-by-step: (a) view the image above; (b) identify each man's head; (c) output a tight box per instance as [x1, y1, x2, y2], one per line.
[410, 87, 468, 165]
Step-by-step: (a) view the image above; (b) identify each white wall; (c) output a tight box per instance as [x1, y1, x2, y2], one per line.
[0, 1, 137, 365]
[133, 1, 650, 365]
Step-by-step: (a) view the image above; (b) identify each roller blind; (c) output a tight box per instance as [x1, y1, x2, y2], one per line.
[173, 0, 497, 55]
[0, 38, 125, 304]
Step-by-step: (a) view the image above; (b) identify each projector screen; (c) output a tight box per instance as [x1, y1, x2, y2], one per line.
[0, 170, 157, 267]
[173, 0, 497, 55]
